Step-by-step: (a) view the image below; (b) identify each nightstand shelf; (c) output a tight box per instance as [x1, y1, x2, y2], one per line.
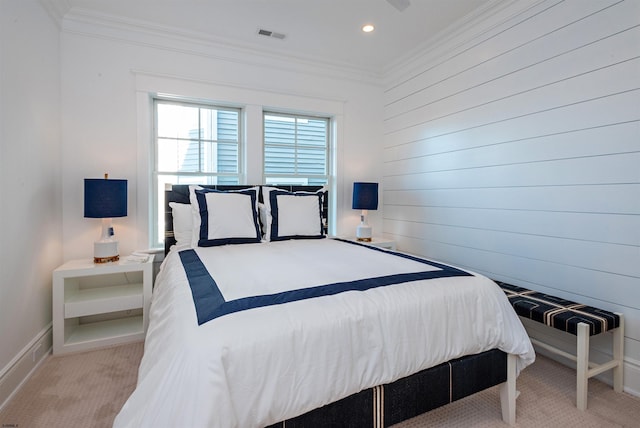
[53, 256, 154, 355]
[63, 315, 144, 350]
[64, 282, 143, 317]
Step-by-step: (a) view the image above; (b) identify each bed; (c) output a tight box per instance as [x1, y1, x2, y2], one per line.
[113, 185, 534, 427]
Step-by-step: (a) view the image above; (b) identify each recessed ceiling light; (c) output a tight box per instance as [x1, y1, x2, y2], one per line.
[362, 24, 375, 33]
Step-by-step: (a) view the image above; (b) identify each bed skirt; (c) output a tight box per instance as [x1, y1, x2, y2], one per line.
[266, 348, 507, 428]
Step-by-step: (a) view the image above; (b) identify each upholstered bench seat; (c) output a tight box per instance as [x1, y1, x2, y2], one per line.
[495, 281, 624, 411]
[496, 281, 621, 336]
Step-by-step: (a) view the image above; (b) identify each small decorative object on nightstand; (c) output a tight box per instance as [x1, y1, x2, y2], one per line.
[352, 182, 378, 242]
[52, 254, 153, 355]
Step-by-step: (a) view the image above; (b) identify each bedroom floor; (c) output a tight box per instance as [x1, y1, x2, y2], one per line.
[0, 342, 638, 427]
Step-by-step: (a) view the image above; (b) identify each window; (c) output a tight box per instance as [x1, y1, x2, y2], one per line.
[150, 101, 333, 248]
[263, 112, 329, 186]
[152, 98, 241, 246]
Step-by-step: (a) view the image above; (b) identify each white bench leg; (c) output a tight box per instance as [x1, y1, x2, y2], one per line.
[576, 322, 590, 410]
[613, 313, 624, 393]
[500, 353, 517, 426]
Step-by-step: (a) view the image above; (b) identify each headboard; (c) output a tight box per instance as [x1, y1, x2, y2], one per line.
[164, 184, 329, 255]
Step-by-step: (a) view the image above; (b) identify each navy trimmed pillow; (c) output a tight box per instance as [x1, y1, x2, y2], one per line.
[193, 188, 261, 247]
[267, 189, 324, 241]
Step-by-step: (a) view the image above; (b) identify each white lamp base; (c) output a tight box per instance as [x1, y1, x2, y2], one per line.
[94, 240, 119, 263]
[93, 218, 120, 263]
[356, 210, 372, 242]
[356, 224, 372, 242]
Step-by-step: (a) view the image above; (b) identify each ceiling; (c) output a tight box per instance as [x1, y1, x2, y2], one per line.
[53, 0, 498, 74]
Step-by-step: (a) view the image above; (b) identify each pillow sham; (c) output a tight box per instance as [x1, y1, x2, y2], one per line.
[188, 185, 204, 247]
[168, 202, 193, 248]
[191, 187, 261, 247]
[263, 188, 325, 241]
[189, 185, 260, 246]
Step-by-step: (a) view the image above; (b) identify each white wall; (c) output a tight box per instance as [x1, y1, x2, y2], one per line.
[7, 0, 637, 409]
[0, 0, 384, 408]
[0, 0, 62, 406]
[59, 10, 384, 260]
[383, 0, 640, 394]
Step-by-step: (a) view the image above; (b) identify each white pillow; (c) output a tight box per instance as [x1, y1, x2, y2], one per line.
[264, 188, 325, 241]
[191, 187, 261, 247]
[168, 202, 193, 248]
[258, 202, 268, 239]
[259, 186, 278, 241]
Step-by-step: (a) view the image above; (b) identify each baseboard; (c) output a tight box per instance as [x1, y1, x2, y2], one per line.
[0, 324, 53, 412]
[622, 355, 640, 397]
[521, 318, 640, 398]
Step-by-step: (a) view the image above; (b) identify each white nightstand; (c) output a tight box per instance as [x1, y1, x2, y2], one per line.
[345, 237, 397, 251]
[52, 255, 154, 355]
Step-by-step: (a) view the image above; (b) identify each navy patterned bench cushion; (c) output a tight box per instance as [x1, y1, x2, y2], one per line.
[495, 281, 620, 336]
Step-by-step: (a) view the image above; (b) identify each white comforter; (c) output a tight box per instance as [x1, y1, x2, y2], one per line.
[114, 239, 534, 428]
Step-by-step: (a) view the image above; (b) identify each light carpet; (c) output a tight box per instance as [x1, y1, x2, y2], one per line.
[1, 342, 638, 427]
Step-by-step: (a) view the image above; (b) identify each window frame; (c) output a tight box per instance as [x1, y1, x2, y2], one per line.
[151, 97, 243, 247]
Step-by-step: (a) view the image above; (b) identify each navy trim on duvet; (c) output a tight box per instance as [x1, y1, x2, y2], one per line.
[180, 241, 472, 325]
[179, 250, 226, 325]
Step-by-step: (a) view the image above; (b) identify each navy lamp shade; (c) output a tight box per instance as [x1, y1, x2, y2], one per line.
[352, 182, 378, 242]
[84, 175, 127, 263]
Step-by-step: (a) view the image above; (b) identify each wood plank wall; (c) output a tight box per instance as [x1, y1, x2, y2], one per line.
[382, 0, 640, 393]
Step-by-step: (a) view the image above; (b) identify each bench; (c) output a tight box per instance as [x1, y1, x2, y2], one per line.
[495, 281, 624, 410]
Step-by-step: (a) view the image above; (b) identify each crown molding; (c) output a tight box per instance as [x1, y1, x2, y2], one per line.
[61, 7, 384, 87]
[383, 0, 509, 73]
[383, 0, 550, 85]
[131, 69, 349, 111]
[38, 0, 71, 28]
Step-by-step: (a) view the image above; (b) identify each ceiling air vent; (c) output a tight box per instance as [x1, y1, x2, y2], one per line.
[257, 28, 286, 40]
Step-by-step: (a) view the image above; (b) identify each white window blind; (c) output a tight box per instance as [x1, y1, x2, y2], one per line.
[263, 112, 328, 186]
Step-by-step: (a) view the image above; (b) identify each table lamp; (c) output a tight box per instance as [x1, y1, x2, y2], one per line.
[352, 182, 378, 242]
[84, 174, 127, 263]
